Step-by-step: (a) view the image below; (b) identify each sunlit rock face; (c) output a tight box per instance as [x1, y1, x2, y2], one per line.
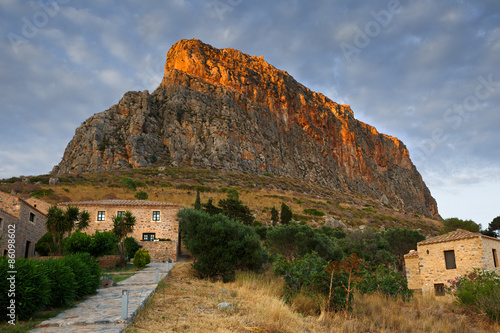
[54, 39, 439, 218]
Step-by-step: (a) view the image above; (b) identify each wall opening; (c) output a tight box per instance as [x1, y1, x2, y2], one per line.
[434, 283, 445, 296]
[493, 249, 498, 268]
[25, 240, 31, 258]
[444, 250, 456, 269]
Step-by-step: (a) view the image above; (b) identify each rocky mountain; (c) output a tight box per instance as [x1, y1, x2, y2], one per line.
[53, 39, 439, 218]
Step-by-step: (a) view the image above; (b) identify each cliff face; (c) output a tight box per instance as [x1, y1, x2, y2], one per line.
[54, 39, 439, 217]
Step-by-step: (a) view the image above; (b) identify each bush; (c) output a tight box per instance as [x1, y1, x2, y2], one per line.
[304, 208, 325, 217]
[133, 249, 151, 269]
[125, 236, 141, 260]
[0, 258, 51, 321]
[135, 191, 148, 200]
[89, 231, 118, 257]
[39, 258, 77, 307]
[273, 252, 357, 312]
[35, 232, 57, 256]
[264, 222, 342, 262]
[64, 231, 92, 254]
[119, 177, 137, 190]
[357, 265, 413, 301]
[178, 208, 267, 282]
[446, 268, 500, 323]
[63, 253, 101, 298]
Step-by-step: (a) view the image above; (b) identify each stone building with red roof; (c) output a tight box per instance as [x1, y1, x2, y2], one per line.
[58, 200, 180, 262]
[404, 229, 500, 294]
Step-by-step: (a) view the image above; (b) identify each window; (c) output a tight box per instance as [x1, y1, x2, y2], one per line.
[117, 211, 125, 218]
[444, 250, 456, 269]
[97, 211, 106, 221]
[142, 233, 155, 241]
[0, 217, 3, 229]
[152, 211, 160, 221]
[29, 212, 35, 223]
[434, 284, 445, 296]
[493, 249, 498, 268]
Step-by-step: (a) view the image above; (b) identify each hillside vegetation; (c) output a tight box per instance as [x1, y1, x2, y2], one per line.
[1, 166, 442, 234]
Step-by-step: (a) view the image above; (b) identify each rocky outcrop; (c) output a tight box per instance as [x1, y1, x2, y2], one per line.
[53, 39, 439, 217]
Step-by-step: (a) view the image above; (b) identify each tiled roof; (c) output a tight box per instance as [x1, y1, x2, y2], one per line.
[404, 250, 419, 258]
[418, 228, 498, 246]
[58, 200, 178, 207]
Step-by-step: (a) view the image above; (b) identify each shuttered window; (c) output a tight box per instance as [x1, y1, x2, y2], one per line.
[444, 250, 456, 269]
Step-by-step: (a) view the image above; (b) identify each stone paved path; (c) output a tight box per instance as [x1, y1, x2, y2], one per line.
[30, 262, 175, 333]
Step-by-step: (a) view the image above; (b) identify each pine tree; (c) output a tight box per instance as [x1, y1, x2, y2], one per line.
[194, 189, 202, 210]
[280, 202, 292, 225]
[270, 206, 279, 226]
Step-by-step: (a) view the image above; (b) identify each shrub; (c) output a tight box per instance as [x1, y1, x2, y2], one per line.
[119, 177, 137, 190]
[64, 231, 92, 254]
[0, 258, 50, 321]
[280, 202, 292, 225]
[35, 232, 57, 256]
[133, 249, 151, 269]
[63, 253, 101, 298]
[39, 258, 77, 307]
[135, 191, 148, 200]
[89, 231, 118, 257]
[178, 208, 267, 282]
[304, 208, 325, 217]
[264, 222, 342, 262]
[273, 252, 356, 312]
[446, 268, 500, 323]
[125, 236, 142, 260]
[357, 265, 413, 301]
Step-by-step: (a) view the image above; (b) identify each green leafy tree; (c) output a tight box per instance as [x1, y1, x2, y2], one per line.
[270, 206, 279, 226]
[264, 222, 342, 261]
[441, 217, 480, 234]
[194, 188, 202, 210]
[484, 216, 500, 238]
[280, 202, 292, 225]
[202, 198, 223, 215]
[382, 227, 426, 270]
[46, 205, 90, 255]
[218, 189, 254, 225]
[124, 236, 141, 260]
[112, 211, 136, 267]
[178, 208, 267, 282]
[35, 232, 57, 256]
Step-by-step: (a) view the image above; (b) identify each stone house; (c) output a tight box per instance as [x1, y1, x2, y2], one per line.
[58, 200, 180, 262]
[0, 192, 47, 258]
[405, 229, 500, 295]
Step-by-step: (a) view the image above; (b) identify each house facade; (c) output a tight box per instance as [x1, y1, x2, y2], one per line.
[405, 229, 500, 294]
[58, 200, 180, 262]
[0, 192, 47, 258]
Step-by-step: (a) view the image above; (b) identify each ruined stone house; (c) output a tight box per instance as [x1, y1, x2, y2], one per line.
[0, 192, 47, 258]
[58, 200, 180, 262]
[405, 229, 500, 295]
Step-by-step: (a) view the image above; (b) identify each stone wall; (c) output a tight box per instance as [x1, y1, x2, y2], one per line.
[0, 191, 21, 217]
[404, 251, 422, 290]
[417, 237, 485, 292]
[480, 237, 500, 273]
[98, 255, 121, 270]
[140, 240, 178, 263]
[0, 197, 47, 259]
[59, 201, 180, 262]
[23, 197, 52, 215]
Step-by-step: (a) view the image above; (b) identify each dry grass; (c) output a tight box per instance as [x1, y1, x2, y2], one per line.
[125, 260, 500, 333]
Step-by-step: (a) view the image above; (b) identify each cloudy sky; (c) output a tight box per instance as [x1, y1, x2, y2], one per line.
[1, 0, 499, 228]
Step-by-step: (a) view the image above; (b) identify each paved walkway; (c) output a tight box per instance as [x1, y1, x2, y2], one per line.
[30, 262, 175, 333]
